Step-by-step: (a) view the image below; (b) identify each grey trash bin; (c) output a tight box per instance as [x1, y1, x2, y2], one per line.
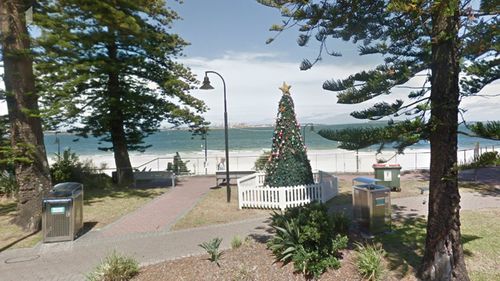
[352, 177, 391, 234]
[42, 182, 83, 242]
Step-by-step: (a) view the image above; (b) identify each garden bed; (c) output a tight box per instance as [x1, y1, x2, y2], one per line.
[133, 240, 364, 281]
[135, 208, 500, 281]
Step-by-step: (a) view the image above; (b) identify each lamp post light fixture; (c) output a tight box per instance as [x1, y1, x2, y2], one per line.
[200, 71, 231, 203]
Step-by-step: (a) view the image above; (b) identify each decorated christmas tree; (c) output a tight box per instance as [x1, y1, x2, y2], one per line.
[265, 82, 314, 187]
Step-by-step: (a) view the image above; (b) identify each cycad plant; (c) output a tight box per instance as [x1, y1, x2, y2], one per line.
[199, 237, 223, 266]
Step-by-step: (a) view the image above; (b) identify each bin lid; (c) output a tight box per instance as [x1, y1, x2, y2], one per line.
[353, 177, 381, 184]
[49, 182, 83, 197]
[354, 184, 389, 190]
[373, 163, 401, 169]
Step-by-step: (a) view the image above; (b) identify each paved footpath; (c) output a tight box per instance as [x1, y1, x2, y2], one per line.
[97, 176, 213, 237]
[0, 175, 272, 281]
[1, 172, 498, 281]
[0, 217, 271, 281]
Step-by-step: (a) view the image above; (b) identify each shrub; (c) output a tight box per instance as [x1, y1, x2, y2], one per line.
[476, 151, 500, 166]
[199, 237, 223, 266]
[231, 235, 243, 249]
[460, 151, 500, 170]
[254, 151, 271, 171]
[86, 251, 139, 281]
[355, 243, 386, 281]
[268, 203, 349, 279]
[50, 149, 107, 186]
[0, 170, 17, 197]
[331, 211, 351, 235]
[233, 265, 256, 281]
[50, 149, 90, 183]
[167, 152, 190, 174]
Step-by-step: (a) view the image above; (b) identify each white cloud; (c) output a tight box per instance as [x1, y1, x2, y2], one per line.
[185, 53, 500, 125]
[460, 80, 500, 121]
[0, 101, 6, 116]
[1, 52, 499, 126]
[184, 51, 372, 126]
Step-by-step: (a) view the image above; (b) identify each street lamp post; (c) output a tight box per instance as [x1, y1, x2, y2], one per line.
[200, 71, 231, 203]
[302, 123, 314, 145]
[202, 132, 208, 175]
[55, 131, 61, 161]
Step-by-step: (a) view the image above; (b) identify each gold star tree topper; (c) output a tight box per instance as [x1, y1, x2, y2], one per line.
[279, 82, 291, 95]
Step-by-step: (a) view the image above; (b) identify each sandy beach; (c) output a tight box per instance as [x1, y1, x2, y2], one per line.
[54, 146, 499, 175]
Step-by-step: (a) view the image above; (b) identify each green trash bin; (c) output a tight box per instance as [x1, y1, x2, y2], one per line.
[373, 164, 401, 191]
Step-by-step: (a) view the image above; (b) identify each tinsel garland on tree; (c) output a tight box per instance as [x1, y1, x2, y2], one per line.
[264, 82, 313, 187]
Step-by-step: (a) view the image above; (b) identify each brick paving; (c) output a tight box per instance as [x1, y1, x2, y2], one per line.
[97, 176, 213, 237]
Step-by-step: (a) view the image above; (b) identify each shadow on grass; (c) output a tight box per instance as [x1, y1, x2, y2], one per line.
[78, 221, 98, 237]
[461, 234, 481, 257]
[83, 185, 163, 206]
[0, 201, 16, 216]
[0, 230, 39, 253]
[326, 192, 352, 206]
[459, 181, 500, 197]
[375, 215, 483, 278]
[376, 216, 426, 276]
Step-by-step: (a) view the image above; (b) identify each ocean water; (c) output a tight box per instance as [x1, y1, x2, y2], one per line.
[43, 124, 498, 157]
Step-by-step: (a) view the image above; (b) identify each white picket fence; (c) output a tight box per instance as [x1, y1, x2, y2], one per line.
[237, 171, 338, 210]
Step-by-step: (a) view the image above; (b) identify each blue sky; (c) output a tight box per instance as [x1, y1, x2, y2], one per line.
[169, 0, 499, 126]
[0, 0, 498, 126]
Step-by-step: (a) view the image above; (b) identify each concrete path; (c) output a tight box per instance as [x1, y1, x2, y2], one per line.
[330, 191, 500, 220]
[0, 217, 271, 281]
[391, 191, 500, 219]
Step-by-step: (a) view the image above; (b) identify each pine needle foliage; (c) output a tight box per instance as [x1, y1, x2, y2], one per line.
[34, 0, 209, 153]
[258, 0, 499, 152]
[258, 1, 498, 280]
[265, 90, 313, 187]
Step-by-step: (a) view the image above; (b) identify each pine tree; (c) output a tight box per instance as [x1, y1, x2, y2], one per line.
[258, 1, 498, 280]
[34, 0, 208, 185]
[170, 152, 189, 174]
[468, 121, 500, 140]
[318, 127, 385, 172]
[0, 0, 52, 231]
[265, 82, 313, 187]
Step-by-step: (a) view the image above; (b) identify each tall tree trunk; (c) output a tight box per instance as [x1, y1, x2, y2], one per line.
[106, 41, 134, 186]
[0, 0, 52, 231]
[419, 1, 469, 280]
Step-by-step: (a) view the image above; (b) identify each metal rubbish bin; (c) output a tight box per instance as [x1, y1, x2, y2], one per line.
[42, 182, 83, 242]
[373, 164, 401, 191]
[352, 177, 391, 234]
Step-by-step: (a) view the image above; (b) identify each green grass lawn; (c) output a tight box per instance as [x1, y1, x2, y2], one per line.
[0, 186, 165, 251]
[325, 176, 430, 208]
[171, 186, 270, 231]
[376, 208, 500, 281]
[325, 175, 495, 209]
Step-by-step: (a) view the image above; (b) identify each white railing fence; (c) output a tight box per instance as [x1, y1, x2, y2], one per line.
[83, 145, 498, 176]
[237, 171, 338, 210]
